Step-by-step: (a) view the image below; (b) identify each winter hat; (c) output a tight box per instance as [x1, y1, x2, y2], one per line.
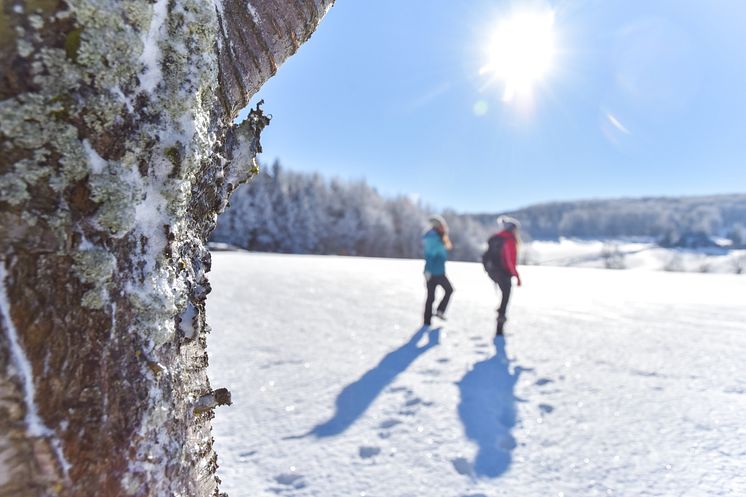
[497, 215, 520, 230]
[429, 214, 448, 231]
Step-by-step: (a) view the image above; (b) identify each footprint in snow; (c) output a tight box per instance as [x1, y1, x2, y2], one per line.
[359, 446, 381, 459]
[273, 473, 306, 490]
[387, 386, 411, 394]
[238, 450, 256, 461]
[436, 357, 450, 363]
[399, 394, 433, 416]
[379, 418, 402, 429]
[538, 403, 554, 414]
[535, 378, 553, 386]
[406, 396, 434, 408]
[378, 418, 401, 439]
[451, 457, 473, 476]
[631, 369, 662, 378]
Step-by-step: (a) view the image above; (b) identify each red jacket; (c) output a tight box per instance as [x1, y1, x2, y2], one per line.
[495, 230, 519, 277]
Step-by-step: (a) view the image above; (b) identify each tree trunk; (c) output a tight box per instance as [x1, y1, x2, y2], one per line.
[0, 1, 334, 495]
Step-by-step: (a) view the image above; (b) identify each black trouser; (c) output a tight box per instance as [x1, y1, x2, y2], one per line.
[424, 274, 453, 325]
[495, 270, 512, 319]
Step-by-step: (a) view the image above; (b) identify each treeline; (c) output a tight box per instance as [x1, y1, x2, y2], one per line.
[476, 195, 746, 247]
[212, 163, 746, 259]
[211, 163, 492, 261]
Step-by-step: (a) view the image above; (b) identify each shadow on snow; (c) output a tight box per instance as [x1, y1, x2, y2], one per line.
[456, 336, 523, 478]
[305, 325, 440, 438]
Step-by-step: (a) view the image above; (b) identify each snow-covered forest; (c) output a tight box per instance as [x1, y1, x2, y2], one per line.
[483, 195, 746, 245]
[211, 162, 492, 261]
[211, 163, 746, 268]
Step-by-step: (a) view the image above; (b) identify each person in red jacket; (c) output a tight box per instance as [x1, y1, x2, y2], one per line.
[486, 216, 522, 335]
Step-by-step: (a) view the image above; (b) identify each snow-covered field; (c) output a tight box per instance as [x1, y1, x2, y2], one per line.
[207, 252, 746, 497]
[523, 239, 746, 274]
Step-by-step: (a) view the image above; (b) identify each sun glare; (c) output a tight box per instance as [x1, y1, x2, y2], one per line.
[481, 7, 557, 103]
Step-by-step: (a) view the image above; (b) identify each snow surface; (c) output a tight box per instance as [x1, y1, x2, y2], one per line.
[207, 252, 746, 497]
[0, 265, 48, 437]
[138, 0, 168, 93]
[83, 139, 107, 175]
[246, 2, 261, 25]
[0, 266, 71, 475]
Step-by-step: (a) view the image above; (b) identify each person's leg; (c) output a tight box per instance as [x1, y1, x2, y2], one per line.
[435, 275, 454, 314]
[497, 272, 511, 323]
[423, 277, 438, 325]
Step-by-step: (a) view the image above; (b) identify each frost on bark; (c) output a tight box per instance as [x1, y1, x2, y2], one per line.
[0, 1, 334, 496]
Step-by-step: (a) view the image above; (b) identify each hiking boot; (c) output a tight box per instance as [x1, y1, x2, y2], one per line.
[434, 310, 447, 321]
[496, 316, 507, 336]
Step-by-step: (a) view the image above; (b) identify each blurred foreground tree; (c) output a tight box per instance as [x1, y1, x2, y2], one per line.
[0, 1, 333, 496]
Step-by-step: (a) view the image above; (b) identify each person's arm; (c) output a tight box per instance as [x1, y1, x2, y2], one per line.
[442, 233, 453, 251]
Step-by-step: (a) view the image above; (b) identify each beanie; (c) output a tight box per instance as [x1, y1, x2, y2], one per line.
[497, 215, 520, 230]
[429, 214, 448, 231]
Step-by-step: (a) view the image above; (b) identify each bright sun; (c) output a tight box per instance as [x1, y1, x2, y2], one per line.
[481, 7, 557, 103]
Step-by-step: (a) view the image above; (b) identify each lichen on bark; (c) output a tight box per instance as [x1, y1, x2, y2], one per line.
[0, 1, 334, 496]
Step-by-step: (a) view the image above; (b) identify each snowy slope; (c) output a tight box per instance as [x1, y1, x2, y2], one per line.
[524, 239, 746, 274]
[207, 252, 746, 497]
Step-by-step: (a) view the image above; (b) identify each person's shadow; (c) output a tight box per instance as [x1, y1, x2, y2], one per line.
[456, 336, 523, 478]
[306, 325, 440, 438]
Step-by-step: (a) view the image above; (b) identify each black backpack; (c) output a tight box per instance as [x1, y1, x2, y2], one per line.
[481, 234, 505, 282]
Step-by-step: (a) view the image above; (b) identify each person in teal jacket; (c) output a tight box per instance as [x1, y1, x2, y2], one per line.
[422, 215, 454, 326]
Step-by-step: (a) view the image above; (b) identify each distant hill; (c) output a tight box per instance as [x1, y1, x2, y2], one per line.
[472, 194, 746, 246]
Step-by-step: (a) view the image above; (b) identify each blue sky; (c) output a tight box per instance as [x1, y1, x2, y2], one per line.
[239, 0, 746, 213]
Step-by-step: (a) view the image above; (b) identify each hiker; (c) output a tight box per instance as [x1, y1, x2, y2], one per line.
[482, 216, 522, 335]
[422, 215, 454, 326]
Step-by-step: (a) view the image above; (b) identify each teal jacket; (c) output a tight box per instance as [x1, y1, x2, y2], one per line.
[423, 229, 448, 276]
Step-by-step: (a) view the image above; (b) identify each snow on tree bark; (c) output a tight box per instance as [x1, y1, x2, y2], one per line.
[0, 1, 334, 496]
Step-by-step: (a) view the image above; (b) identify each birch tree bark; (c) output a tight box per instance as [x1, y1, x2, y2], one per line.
[0, 1, 334, 495]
